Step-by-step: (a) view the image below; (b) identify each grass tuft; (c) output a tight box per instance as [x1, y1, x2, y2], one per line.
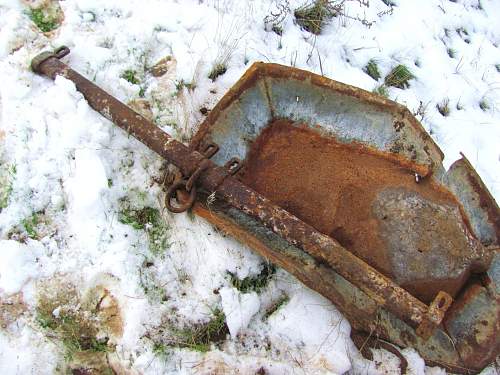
[0, 164, 15, 211]
[119, 204, 170, 256]
[479, 98, 489, 111]
[121, 69, 140, 85]
[294, 0, 339, 35]
[228, 263, 276, 293]
[495, 64, 500, 73]
[363, 59, 381, 81]
[372, 84, 389, 98]
[28, 8, 59, 32]
[152, 308, 228, 354]
[174, 79, 196, 93]
[263, 294, 290, 320]
[36, 283, 110, 361]
[436, 98, 451, 117]
[264, 1, 290, 36]
[384, 64, 415, 89]
[208, 63, 227, 82]
[22, 213, 40, 239]
[456, 27, 471, 43]
[447, 48, 456, 58]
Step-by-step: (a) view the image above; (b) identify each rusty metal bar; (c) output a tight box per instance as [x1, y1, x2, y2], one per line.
[31, 47, 452, 338]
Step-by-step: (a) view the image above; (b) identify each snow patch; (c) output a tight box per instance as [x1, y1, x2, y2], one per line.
[0, 240, 42, 295]
[220, 286, 260, 337]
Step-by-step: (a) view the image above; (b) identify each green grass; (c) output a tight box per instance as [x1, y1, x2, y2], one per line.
[119, 204, 170, 256]
[447, 48, 456, 58]
[294, 0, 337, 35]
[153, 308, 228, 354]
[384, 64, 415, 89]
[22, 213, 40, 239]
[373, 84, 389, 98]
[363, 59, 381, 81]
[208, 63, 227, 81]
[228, 263, 276, 293]
[263, 294, 290, 320]
[436, 98, 450, 117]
[28, 8, 59, 32]
[121, 69, 140, 85]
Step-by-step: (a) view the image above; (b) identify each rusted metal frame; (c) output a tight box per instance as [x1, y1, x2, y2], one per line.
[31, 48, 451, 338]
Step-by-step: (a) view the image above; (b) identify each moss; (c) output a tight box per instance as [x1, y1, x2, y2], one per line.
[384, 64, 415, 89]
[118, 204, 170, 256]
[28, 8, 59, 32]
[121, 69, 140, 85]
[363, 59, 381, 81]
[294, 0, 337, 35]
[228, 262, 276, 293]
[372, 84, 389, 98]
[208, 63, 227, 81]
[436, 98, 451, 117]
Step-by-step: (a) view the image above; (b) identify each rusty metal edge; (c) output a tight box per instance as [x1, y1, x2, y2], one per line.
[453, 154, 500, 244]
[192, 62, 445, 170]
[192, 199, 490, 374]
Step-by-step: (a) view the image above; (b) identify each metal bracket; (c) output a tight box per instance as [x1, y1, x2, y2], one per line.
[416, 290, 453, 339]
[31, 46, 70, 73]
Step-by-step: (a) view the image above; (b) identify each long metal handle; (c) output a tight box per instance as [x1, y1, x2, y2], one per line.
[31, 47, 452, 338]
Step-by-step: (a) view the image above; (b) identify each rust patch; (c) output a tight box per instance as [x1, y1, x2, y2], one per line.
[239, 119, 481, 303]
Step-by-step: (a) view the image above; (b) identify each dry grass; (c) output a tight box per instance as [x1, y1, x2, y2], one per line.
[294, 0, 342, 35]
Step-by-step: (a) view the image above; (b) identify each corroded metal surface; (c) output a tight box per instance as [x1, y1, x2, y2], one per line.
[237, 118, 489, 304]
[32, 48, 499, 373]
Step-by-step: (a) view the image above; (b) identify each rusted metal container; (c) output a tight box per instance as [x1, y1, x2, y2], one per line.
[190, 63, 499, 373]
[32, 49, 499, 373]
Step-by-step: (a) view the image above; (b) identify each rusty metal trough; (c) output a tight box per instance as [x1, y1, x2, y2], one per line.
[32, 47, 499, 373]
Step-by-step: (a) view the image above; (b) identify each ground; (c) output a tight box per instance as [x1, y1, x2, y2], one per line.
[0, 0, 499, 374]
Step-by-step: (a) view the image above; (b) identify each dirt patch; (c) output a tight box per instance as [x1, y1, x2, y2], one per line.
[0, 293, 27, 329]
[35, 277, 124, 372]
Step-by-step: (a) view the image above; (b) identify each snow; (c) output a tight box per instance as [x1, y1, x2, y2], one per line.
[220, 286, 261, 337]
[0, 0, 499, 373]
[0, 240, 42, 294]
